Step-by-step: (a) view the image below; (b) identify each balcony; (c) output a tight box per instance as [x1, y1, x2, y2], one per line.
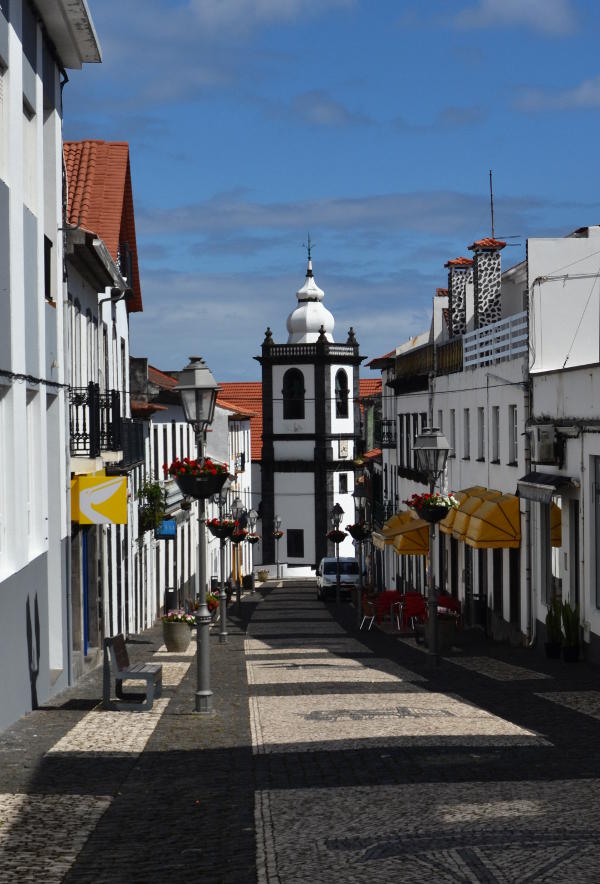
[436, 338, 463, 375]
[69, 383, 122, 459]
[375, 419, 397, 449]
[463, 310, 528, 369]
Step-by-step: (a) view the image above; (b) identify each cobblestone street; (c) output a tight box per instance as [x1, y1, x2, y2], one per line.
[2, 580, 600, 883]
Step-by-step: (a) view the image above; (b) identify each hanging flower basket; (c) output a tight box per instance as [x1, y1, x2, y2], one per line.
[327, 529, 347, 544]
[246, 533, 260, 545]
[231, 528, 248, 544]
[272, 530, 284, 539]
[346, 522, 371, 542]
[406, 492, 459, 524]
[207, 518, 235, 539]
[164, 456, 228, 500]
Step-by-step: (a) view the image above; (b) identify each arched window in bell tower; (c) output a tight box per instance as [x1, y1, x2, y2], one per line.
[283, 368, 305, 420]
[335, 369, 349, 418]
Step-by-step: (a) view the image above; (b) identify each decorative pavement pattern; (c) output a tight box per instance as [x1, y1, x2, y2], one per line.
[4, 582, 600, 882]
[444, 655, 552, 681]
[536, 690, 600, 720]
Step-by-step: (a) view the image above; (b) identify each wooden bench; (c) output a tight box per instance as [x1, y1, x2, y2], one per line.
[102, 634, 162, 712]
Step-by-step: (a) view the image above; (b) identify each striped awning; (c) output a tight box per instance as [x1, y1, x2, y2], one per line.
[392, 516, 429, 556]
[451, 490, 502, 542]
[551, 502, 562, 547]
[439, 488, 480, 535]
[372, 511, 414, 551]
[463, 494, 521, 549]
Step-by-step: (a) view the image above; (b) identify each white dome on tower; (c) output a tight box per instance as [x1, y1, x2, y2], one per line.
[286, 257, 335, 344]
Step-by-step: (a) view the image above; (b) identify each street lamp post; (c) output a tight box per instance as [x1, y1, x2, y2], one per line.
[178, 356, 218, 714]
[353, 486, 367, 629]
[331, 502, 344, 607]
[231, 496, 245, 610]
[213, 478, 232, 644]
[413, 426, 450, 666]
[274, 514, 282, 580]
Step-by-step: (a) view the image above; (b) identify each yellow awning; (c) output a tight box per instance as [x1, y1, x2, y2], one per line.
[452, 489, 502, 541]
[464, 494, 521, 549]
[551, 502, 562, 547]
[372, 511, 414, 550]
[392, 515, 429, 556]
[439, 488, 480, 535]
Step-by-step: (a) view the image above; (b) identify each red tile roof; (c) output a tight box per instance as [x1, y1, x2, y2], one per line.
[148, 365, 179, 390]
[363, 448, 382, 460]
[217, 396, 255, 419]
[358, 379, 382, 398]
[63, 140, 143, 313]
[436, 287, 448, 297]
[366, 350, 395, 369]
[131, 400, 168, 417]
[444, 256, 474, 268]
[468, 237, 506, 251]
[217, 383, 263, 461]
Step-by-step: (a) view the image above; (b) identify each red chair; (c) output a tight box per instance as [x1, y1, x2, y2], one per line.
[360, 595, 377, 631]
[393, 594, 427, 631]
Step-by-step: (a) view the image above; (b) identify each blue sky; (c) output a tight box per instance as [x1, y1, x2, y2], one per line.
[64, 0, 600, 380]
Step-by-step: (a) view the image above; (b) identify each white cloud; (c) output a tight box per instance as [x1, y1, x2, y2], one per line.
[189, 0, 353, 33]
[291, 90, 372, 128]
[452, 0, 577, 35]
[516, 74, 600, 111]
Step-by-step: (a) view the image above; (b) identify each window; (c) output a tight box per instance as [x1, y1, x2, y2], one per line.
[449, 409, 456, 457]
[492, 406, 500, 462]
[477, 407, 485, 460]
[23, 100, 37, 209]
[44, 236, 53, 301]
[398, 415, 405, 467]
[335, 369, 349, 418]
[463, 408, 470, 459]
[339, 473, 348, 494]
[282, 368, 305, 420]
[287, 529, 304, 558]
[437, 409, 443, 433]
[508, 405, 518, 464]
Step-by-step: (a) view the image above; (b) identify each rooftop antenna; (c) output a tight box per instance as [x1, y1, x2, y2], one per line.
[489, 169, 495, 239]
[302, 233, 315, 276]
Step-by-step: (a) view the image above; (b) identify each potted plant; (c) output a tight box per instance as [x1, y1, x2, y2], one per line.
[346, 521, 371, 542]
[163, 456, 228, 499]
[327, 528, 347, 544]
[137, 479, 166, 536]
[405, 491, 459, 523]
[246, 533, 260, 545]
[272, 529, 284, 539]
[545, 595, 562, 659]
[205, 592, 219, 620]
[206, 517, 235, 540]
[162, 610, 195, 652]
[561, 600, 580, 662]
[257, 569, 269, 582]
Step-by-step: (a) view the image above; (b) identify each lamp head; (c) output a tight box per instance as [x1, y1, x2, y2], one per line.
[178, 356, 219, 431]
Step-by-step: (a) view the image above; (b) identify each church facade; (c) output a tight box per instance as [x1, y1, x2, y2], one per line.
[257, 253, 363, 571]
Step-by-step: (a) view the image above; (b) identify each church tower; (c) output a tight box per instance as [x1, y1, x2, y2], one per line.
[257, 245, 364, 570]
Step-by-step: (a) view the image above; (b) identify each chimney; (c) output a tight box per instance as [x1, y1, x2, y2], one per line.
[444, 257, 474, 337]
[468, 237, 506, 327]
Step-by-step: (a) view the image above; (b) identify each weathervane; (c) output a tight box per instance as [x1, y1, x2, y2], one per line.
[303, 232, 315, 262]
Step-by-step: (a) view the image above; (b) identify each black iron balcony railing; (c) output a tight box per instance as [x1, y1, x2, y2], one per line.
[69, 383, 123, 458]
[120, 418, 145, 468]
[375, 419, 397, 448]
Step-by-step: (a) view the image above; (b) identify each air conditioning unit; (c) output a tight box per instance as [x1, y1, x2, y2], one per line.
[530, 425, 558, 465]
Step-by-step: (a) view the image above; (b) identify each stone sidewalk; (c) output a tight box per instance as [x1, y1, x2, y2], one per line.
[2, 581, 600, 882]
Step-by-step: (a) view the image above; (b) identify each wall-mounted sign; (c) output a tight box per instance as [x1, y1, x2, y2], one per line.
[155, 519, 177, 540]
[71, 476, 128, 525]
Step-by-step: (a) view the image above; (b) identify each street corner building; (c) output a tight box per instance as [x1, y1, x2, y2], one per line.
[0, 1, 101, 731]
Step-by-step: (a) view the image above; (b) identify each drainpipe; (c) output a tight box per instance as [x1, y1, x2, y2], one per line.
[523, 361, 535, 647]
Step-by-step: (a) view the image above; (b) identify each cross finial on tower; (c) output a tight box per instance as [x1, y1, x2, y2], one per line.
[302, 233, 315, 277]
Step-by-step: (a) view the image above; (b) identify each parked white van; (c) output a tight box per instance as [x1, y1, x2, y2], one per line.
[316, 557, 361, 601]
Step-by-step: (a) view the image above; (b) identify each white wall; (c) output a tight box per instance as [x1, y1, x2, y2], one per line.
[529, 231, 600, 374]
[274, 471, 315, 565]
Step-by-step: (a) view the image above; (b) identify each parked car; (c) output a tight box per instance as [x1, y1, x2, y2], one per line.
[316, 557, 361, 601]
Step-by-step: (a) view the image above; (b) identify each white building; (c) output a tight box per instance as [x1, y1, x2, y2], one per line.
[372, 237, 531, 641]
[522, 226, 600, 662]
[64, 140, 146, 674]
[0, 0, 100, 731]
[257, 253, 363, 575]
